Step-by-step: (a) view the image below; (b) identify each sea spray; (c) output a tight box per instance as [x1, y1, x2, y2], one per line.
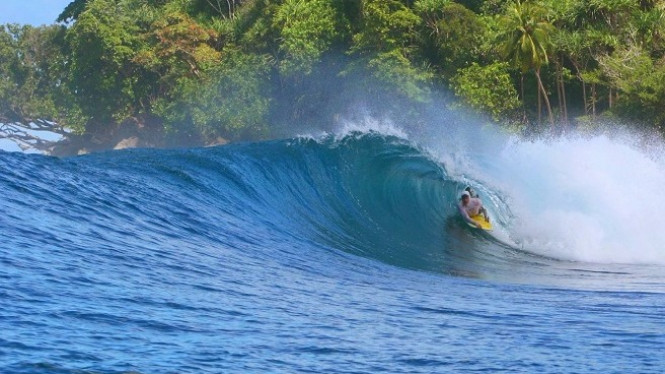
[340, 107, 665, 265]
[459, 134, 665, 265]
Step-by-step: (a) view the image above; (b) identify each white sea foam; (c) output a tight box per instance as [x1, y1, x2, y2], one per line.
[335, 115, 409, 140]
[484, 134, 665, 265]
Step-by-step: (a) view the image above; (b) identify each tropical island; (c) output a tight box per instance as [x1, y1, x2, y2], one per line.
[1, 0, 664, 155]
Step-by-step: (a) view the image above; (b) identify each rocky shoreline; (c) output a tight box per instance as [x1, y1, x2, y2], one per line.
[47, 118, 228, 157]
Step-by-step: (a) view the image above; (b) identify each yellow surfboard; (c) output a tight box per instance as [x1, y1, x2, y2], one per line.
[468, 214, 493, 231]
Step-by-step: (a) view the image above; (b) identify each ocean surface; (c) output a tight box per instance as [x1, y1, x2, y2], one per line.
[1, 126, 664, 373]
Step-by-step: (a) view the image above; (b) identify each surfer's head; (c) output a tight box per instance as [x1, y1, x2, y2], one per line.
[460, 191, 470, 203]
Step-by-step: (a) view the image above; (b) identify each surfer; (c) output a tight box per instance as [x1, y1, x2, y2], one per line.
[464, 186, 478, 198]
[459, 190, 490, 229]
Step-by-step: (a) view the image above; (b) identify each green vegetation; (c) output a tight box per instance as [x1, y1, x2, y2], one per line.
[2, 0, 665, 150]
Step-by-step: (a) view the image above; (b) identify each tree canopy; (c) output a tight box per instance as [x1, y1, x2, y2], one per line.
[2, 0, 665, 151]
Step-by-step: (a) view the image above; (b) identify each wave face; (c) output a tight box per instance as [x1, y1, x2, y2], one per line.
[0, 133, 490, 272]
[2, 130, 665, 373]
[2, 131, 665, 283]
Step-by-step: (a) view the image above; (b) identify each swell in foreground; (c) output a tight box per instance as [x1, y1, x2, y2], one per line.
[2, 129, 664, 288]
[2, 128, 665, 374]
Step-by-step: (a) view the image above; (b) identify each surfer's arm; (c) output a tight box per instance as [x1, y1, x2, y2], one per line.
[459, 204, 482, 228]
[480, 206, 490, 222]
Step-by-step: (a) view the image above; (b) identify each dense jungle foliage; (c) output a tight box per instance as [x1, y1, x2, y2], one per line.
[2, 0, 665, 146]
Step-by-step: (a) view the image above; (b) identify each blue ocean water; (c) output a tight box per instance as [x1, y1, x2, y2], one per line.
[1, 131, 664, 373]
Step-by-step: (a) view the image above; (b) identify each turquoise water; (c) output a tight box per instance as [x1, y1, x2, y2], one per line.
[1, 132, 664, 373]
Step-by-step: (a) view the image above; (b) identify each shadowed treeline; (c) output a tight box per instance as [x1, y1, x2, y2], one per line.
[2, 0, 665, 153]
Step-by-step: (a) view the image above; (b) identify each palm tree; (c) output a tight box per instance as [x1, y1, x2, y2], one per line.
[499, 0, 555, 127]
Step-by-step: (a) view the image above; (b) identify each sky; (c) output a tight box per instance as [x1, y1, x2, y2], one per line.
[0, 0, 73, 26]
[1, 1, 72, 152]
